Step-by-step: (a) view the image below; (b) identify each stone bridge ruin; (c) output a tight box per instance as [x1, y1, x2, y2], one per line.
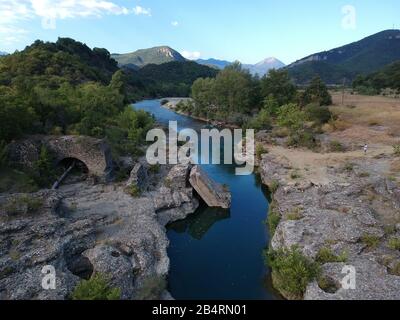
[9, 135, 114, 181]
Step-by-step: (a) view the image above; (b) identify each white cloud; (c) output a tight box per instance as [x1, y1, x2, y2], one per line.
[133, 5, 151, 16]
[181, 50, 201, 60]
[30, 0, 133, 20]
[0, 1, 152, 39]
[171, 21, 179, 27]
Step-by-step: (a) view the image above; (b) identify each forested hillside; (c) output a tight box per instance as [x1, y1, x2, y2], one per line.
[0, 38, 153, 155]
[287, 30, 400, 84]
[124, 61, 219, 100]
[353, 61, 400, 94]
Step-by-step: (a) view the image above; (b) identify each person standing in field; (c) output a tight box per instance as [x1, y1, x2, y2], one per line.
[364, 144, 368, 155]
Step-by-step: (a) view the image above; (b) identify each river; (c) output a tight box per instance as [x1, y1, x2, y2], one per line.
[133, 100, 278, 300]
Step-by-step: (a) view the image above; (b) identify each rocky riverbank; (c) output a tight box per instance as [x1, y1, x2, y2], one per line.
[0, 161, 231, 300]
[259, 147, 400, 300]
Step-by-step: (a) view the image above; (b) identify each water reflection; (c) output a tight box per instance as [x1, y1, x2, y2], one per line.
[168, 205, 231, 240]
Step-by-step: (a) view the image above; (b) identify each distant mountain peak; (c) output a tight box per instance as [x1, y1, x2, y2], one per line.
[244, 57, 285, 76]
[111, 46, 185, 68]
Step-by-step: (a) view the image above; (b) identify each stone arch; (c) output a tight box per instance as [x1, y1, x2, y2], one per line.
[8, 135, 114, 181]
[44, 136, 114, 179]
[57, 157, 89, 174]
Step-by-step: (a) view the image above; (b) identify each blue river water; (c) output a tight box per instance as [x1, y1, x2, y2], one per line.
[133, 100, 278, 300]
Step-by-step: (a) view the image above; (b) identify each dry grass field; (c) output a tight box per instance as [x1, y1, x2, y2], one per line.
[328, 92, 400, 146]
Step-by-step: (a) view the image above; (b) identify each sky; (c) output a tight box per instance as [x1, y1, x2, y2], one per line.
[0, 0, 399, 64]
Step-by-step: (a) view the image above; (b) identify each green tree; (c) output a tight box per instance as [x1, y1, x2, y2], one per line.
[71, 273, 121, 300]
[301, 76, 332, 106]
[31, 145, 56, 187]
[277, 103, 305, 132]
[260, 69, 297, 106]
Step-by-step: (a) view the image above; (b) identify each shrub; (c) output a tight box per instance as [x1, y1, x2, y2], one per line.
[343, 162, 354, 172]
[127, 184, 141, 197]
[361, 234, 381, 249]
[301, 76, 332, 106]
[315, 247, 348, 264]
[266, 246, 320, 299]
[286, 208, 303, 221]
[149, 164, 161, 174]
[329, 140, 345, 152]
[388, 238, 400, 251]
[71, 273, 121, 300]
[267, 200, 281, 236]
[391, 262, 400, 276]
[269, 180, 280, 193]
[290, 170, 301, 180]
[287, 130, 317, 150]
[3, 196, 43, 216]
[256, 145, 268, 161]
[30, 145, 57, 188]
[136, 275, 167, 300]
[304, 104, 332, 125]
[318, 275, 340, 293]
[394, 145, 400, 157]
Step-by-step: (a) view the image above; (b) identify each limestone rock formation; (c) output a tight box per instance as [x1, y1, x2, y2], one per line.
[189, 166, 231, 209]
[260, 154, 400, 300]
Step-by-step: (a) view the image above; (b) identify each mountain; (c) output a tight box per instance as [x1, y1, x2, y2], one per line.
[243, 57, 286, 76]
[124, 61, 218, 101]
[111, 46, 186, 68]
[196, 57, 285, 76]
[196, 58, 232, 69]
[287, 29, 400, 84]
[0, 51, 7, 56]
[353, 61, 400, 92]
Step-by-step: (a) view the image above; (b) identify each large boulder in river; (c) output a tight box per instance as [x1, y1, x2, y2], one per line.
[189, 166, 231, 209]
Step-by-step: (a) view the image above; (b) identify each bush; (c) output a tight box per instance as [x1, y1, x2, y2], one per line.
[247, 109, 272, 131]
[149, 164, 161, 174]
[315, 247, 347, 264]
[286, 208, 303, 221]
[394, 145, 400, 157]
[269, 180, 280, 193]
[266, 246, 320, 299]
[329, 140, 345, 152]
[267, 200, 281, 236]
[287, 130, 317, 150]
[304, 104, 332, 125]
[71, 273, 121, 300]
[3, 195, 43, 216]
[256, 144, 268, 161]
[301, 76, 332, 106]
[30, 145, 57, 188]
[127, 184, 141, 197]
[136, 275, 167, 300]
[388, 237, 400, 250]
[361, 234, 381, 249]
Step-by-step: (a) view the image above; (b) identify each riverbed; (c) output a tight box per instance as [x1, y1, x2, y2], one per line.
[133, 100, 278, 300]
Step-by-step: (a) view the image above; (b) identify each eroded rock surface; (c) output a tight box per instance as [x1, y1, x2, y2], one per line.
[260, 153, 400, 300]
[0, 163, 204, 300]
